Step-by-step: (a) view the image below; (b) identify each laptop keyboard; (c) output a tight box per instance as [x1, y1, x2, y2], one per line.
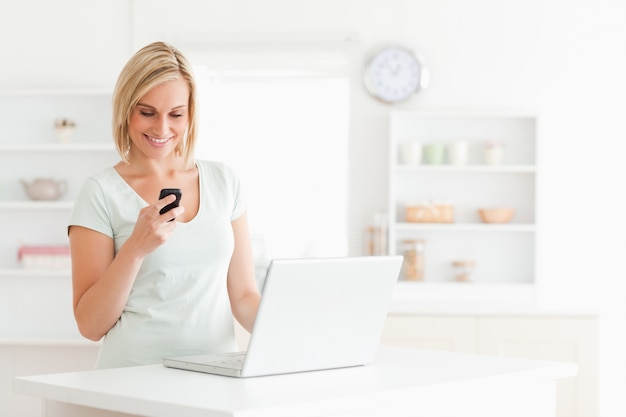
[214, 352, 246, 369]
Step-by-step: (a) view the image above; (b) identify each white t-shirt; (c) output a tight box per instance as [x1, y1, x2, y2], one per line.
[69, 160, 244, 368]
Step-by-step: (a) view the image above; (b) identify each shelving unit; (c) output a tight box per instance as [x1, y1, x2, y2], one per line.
[396, 223, 536, 233]
[0, 201, 74, 210]
[0, 143, 114, 152]
[0, 90, 118, 274]
[0, 268, 70, 278]
[388, 110, 537, 305]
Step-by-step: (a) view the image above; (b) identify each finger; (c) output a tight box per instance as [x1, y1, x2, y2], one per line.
[166, 206, 185, 222]
[157, 194, 177, 211]
[158, 193, 177, 203]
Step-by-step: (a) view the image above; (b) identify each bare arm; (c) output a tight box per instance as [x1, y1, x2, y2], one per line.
[70, 194, 184, 341]
[227, 213, 261, 333]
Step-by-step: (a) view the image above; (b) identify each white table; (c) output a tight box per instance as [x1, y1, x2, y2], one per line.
[14, 346, 577, 417]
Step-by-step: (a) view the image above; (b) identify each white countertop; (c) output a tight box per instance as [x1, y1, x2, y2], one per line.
[14, 346, 577, 417]
[390, 282, 598, 316]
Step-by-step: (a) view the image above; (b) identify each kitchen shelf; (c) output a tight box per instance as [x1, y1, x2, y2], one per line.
[0, 201, 73, 210]
[0, 89, 110, 96]
[0, 143, 114, 152]
[0, 268, 70, 278]
[388, 110, 537, 299]
[395, 223, 535, 232]
[0, 89, 112, 148]
[396, 165, 536, 174]
[0, 337, 97, 347]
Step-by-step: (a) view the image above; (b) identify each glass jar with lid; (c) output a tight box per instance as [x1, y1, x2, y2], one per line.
[400, 239, 425, 281]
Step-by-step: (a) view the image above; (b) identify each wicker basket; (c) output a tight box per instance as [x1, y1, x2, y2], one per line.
[405, 203, 454, 223]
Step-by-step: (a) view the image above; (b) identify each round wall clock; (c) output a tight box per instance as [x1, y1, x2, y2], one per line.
[363, 45, 427, 104]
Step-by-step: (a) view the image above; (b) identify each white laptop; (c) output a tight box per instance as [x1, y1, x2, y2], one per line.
[163, 255, 402, 378]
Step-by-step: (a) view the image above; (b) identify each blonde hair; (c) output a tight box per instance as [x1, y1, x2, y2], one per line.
[112, 41, 198, 169]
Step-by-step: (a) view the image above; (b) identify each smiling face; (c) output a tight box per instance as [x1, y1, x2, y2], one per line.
[127, 77, 190, 163]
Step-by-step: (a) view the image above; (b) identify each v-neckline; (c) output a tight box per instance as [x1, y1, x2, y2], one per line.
[109, 162, 201, 224]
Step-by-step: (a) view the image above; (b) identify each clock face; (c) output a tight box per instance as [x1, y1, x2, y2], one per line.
[364, 46, 423, 103]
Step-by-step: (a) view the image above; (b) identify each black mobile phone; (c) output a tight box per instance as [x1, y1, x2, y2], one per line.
[159, 188, 182, 219]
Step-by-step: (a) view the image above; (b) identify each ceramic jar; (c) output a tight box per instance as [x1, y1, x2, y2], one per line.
[484, 141, 504, 165]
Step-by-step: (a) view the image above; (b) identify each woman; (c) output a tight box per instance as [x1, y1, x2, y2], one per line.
[68, 41, 261, 368]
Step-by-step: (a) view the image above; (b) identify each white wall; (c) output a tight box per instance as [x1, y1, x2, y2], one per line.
[1, 0, 625, 415]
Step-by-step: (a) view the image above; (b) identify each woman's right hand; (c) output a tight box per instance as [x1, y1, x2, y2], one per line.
[125, 194, 186, 258]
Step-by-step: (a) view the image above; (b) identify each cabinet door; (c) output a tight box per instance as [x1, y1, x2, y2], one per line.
[381, 315, 476, 353]
[478, 317, 598, 417]
[1, 343, 99, 417]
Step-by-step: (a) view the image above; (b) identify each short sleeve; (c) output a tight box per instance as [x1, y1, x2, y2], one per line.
[68, 176, 114, 238]
[196, 160, 247, 222]
[227, 165, 246, 221]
